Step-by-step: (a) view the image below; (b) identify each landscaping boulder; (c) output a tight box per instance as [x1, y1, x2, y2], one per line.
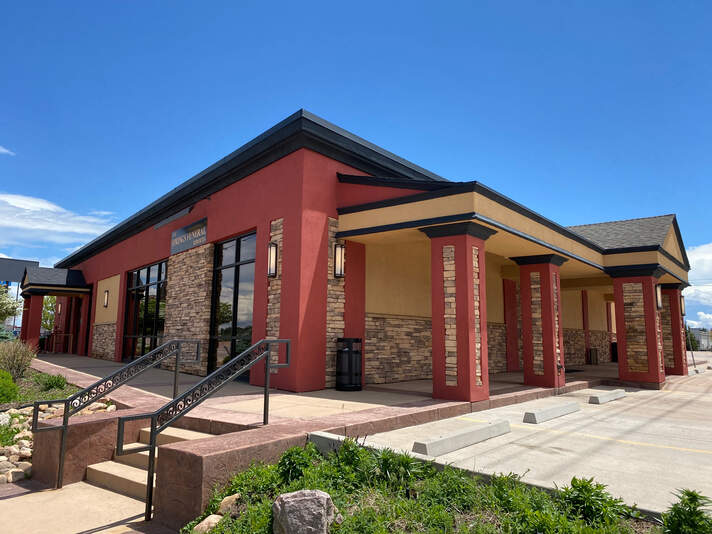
[193, 514, 223, 533]
[272, 489, 340, 534]
[6, 468, 24, 482]
[217, 493, 243, 518]
[0, 412, 10, 426]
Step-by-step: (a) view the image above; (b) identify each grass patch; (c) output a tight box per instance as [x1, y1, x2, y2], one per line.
[182, 440, 659, 534]
[0, 369, 79, 410]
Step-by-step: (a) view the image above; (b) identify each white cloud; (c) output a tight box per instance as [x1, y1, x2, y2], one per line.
[683, 242, 712, 306]
[0, 146, 16, 156]
[0, 193, 115, 248]
[686, 311, 712, 329]
[0, 253, 8, 258]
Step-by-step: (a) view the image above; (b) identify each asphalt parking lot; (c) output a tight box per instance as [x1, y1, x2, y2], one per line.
[365, 369, 712, 513]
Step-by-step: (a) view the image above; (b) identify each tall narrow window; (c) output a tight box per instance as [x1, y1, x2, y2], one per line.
[209, 233, 256, 372]
[123, 260, 168, 359]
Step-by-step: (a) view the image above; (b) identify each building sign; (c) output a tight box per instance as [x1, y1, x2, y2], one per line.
[170, 218, 207, 255]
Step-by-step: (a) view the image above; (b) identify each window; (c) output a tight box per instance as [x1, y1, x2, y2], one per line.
[209, 233, 256, 371]
[123, 260, 167, 359]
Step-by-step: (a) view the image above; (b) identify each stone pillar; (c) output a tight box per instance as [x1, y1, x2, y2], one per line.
[512, 255, 567, 389]
[422, 222, 496, 402]
[611, 269, 665, 387]
[25, 294, 44, 351]
[661, 284, 688, 376]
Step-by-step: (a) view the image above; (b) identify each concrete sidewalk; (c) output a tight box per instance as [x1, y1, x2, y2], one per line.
[0, 481, 173, 534]
[364, 371, 712, 513]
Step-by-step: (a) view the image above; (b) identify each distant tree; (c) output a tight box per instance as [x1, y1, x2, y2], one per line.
[686, 325, 699, 351]
[0, 286, 21, 324]
[42, 295, 57, 332]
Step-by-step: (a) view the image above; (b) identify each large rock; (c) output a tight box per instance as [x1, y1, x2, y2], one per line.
[0, 412, 10, 426]
[15, 461, 32, 476]
[272, 490, 340, 534]
[6, 468, 24, 482]
[193, 514, 223, 533]
[217, 493, 243, 518]
[0, 460, 14, 473]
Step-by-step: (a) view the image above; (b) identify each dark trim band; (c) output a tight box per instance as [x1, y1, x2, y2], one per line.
[605, 264, 666, 279]
[419, 222, 497, 240]
[511, 254, 568, 266]
[337, 173, 453, 191]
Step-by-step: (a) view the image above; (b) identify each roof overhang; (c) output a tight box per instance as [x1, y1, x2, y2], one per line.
[56, 110, 449, 269]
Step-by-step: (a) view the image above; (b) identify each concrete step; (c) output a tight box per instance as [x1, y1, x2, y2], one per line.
[86, 461, 153, 501]
[114, 442, 157, 470]
[139, 426, 213, 446]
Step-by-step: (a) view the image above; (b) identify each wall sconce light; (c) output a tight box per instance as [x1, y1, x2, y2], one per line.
[57, 303, 62, 315]
[655, 284, 663, 310]
[680, 295, 686, 316]
[267, 242, 278, 278]
[334, 243, 345, 278]
[103, 289, 109, 308]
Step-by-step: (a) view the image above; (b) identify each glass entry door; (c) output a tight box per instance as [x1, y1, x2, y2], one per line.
[123, 260, 167, 359]
[209, 233, 255, 373]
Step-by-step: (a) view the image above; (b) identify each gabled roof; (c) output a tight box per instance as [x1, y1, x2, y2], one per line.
[56, 110, 448, 269]
[568, 214, 689, 269]
[21, 266, 87, 289]
[0, 258, 40, 283]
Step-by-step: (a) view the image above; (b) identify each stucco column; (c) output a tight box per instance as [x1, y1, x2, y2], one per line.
[611, 269, 665, 387]
[512, 255, 567, 389]
[422, 222, 496, 402]
[661, 284, 688, 376]
[25, 294, 44, 351]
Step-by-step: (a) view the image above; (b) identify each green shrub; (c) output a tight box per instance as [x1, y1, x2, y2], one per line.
[277, 442, 320, 484]
[35, 373, 67, 391]
[0, 369, 18, 403]
[662, 489, 712, 533]
[0, 329, 14, 341]
[558, 476, 629, 526]
[0, 340, 36, 381]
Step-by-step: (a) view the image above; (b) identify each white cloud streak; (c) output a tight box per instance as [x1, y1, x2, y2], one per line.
[683, 243, 712, 307]
[0, 193, 115, 248]
[0, 146, 16, 156]
[686, 311, 712, 329]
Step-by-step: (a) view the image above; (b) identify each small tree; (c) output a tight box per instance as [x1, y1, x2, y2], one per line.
[686, 325, 699, 351]
[0, 285, 21, 324]
[42, 295, 57, 332]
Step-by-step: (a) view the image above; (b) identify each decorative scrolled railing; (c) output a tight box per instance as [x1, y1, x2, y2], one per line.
[31, 339, 200, 489]
[115, 338, 290, 521]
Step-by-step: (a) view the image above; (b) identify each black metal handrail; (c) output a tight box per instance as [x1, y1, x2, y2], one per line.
[31, 339, 200, 489]
[115, 338, 290, 521]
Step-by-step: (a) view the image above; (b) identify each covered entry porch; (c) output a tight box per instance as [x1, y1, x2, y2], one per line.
[337, 181, 690, 402]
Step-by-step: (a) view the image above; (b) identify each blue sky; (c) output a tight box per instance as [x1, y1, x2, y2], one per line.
[1, 2, 712, 325]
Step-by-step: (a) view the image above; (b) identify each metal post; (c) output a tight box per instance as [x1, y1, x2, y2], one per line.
[56, 400, 70, 488]
[145, 415, 158, 521]
[173, 343, 181, 399]
[263, 347, 270, 426]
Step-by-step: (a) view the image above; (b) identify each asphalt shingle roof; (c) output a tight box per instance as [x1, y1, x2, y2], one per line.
[567, 214, 675, 250]
[22, 266, 87, 288]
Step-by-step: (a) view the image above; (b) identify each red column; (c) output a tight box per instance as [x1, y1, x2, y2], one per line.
[612, 273, 665, 386]
[77, 295, 90, 356]
[503, 279, 521, 371]
[25, 294, 44, 351]
[661, 284, 687, 376]
[20, 297, 30, 342]
[422, 222, 496, 402]
[513, 255, 566, 389]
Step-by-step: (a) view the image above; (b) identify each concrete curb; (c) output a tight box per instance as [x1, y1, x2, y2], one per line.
[588, 389, 626, 405]
[412, 419, 510, 456]
[523, 401, 580, 424]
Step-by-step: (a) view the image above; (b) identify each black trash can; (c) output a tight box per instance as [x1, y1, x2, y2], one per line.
[610, 342, 618, 363]
[335, 338, 362, 391]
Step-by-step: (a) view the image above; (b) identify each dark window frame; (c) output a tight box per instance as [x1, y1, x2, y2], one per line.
[208, 232, 256, 373]
[122, 259, 168, 360]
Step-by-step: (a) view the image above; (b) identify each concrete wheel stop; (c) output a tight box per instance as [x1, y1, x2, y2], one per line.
[411, 419, 511, 457]
[588, 389, 626, 405]
[523, 401, 579, 424]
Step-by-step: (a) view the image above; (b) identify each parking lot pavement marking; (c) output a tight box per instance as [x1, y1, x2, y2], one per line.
[460, 415, 712, 455]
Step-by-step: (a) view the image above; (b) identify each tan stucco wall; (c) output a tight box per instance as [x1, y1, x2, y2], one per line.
[485, 253, 505, 323]
[94, 274, 121, 325]
[588, 290, 608, 331]
[365, 241, 431, 317]
[561, 290, 582, 329]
